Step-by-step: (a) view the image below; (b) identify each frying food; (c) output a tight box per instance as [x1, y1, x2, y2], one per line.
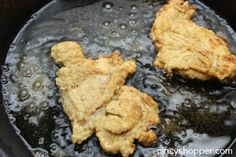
[51, 41, 160, 157]
[96, 86, 159, 156]
[151, 0, 236, 81]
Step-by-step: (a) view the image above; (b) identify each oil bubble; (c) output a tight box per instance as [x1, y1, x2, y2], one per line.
[83, 36, 88, 40]
[50, 143, 57, 153]
[4, 100, 10, 106]
[2, 89, 7, 95]
[185, 98, 191, 105]
[52, 132, 59, 140]
[5, 108, 11, 114]
[24, 68, 33, 77]
[111, 30, 118, 37]
[33, 80, 43, 91]
[40, 101, 49, 110]
[179, 88, 188, 94]
[19, 62, 28, 70]
[120, 24, 127, 30]
[131, 5, 138, 10]
[1, 75, 8, 84]
[129, 13, 136, 19]
[129, 20, 137, 26]
[131, 29, 137, 34]
[102, 2, 113, 10]
[22, 55, 27, 60]
[9, 116, 16, 123]
[10, 74, 17, 83]
[19, 83, 26, 88]
[181, 130, 187, 138]
[28, 102, 36, 111]
[2, 65, 9, 72]
[149, 4, 154, 8]
[38, 137, 45, 145]
[32, 65, 39, 71]
[103, 21, 110, 27]
[18, 89, 30, 101]
[231, 101, 236, 108]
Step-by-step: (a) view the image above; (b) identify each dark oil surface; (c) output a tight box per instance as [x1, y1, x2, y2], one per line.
[1, 0, 236, 156]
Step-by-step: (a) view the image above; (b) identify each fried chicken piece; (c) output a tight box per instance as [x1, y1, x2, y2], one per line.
[151, 0, 236, 81]
[51, 41, 160, 157]
[95, 86, 159, 157]
[52, 42, 136, 144]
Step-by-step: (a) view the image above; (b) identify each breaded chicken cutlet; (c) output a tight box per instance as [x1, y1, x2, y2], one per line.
[51, 41, 160, 157]
[151, 0, 236, 81]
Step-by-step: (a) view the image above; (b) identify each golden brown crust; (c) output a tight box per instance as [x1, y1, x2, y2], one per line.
[51, 41, 160, 157]
[151, 0, 236, 81]
[96, 86, 159, 157]
[51, 41, 84, 66]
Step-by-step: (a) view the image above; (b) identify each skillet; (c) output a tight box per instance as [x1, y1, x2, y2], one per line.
[1, 0, 236, 157]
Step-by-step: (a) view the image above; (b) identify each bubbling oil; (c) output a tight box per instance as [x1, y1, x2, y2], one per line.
[1, 0, 236, 156]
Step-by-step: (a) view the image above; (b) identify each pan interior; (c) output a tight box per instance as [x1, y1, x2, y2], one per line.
[1, 0, 236, 156]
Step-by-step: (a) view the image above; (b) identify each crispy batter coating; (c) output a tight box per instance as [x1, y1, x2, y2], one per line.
[51, 41, 84, 66]
[51, 41, 160, 157]
[96, 86, 159, 157]
[151, 0, 236, 81]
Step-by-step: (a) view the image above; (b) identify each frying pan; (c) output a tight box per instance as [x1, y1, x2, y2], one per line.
[0, 0, 236, 157]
